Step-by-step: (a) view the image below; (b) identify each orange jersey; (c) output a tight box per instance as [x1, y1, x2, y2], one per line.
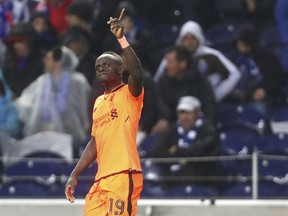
[91, 84, 144, 180]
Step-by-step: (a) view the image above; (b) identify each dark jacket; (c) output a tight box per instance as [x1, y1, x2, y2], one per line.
[151, 119, 222, 187]
[157, 68, 216, 124]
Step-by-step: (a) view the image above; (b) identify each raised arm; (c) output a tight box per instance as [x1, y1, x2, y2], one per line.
[107, 8, 143, 97]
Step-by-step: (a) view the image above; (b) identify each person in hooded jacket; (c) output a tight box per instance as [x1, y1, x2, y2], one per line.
[154, 20, 241, 103]
[15, 45, 91, 156]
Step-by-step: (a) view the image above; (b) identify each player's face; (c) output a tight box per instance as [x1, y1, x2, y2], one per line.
[95, 54, 121, 83]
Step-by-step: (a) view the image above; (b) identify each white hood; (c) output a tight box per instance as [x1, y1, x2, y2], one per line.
[176, 20, 205, 46]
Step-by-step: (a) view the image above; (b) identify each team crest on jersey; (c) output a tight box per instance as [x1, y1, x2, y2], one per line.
[110, 108, 118, 119]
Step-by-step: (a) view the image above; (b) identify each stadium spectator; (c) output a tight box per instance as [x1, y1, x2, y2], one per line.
[154, 20, 241, 103]
[63, 26, 98, 86]
[3, 22, 44, 97]
[15, 46, 91, 157]
[227, 23, 287, 116]
[34, 0, 73, 36]
[65, 0, 99, 55]
[29, 11, 58, 52]
[151, 45, 216, 134]
[151, 96, 221, 189]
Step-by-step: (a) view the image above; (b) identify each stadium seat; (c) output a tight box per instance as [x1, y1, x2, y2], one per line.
[216, 104, 266, 135]
[0, 180, 48, 198]
[258, 181, 288, 198]
[219, 127, 257, 155]
[255, 133, 288, 154]
[258, 158, 288, 178]
[269, 106, 288, 134]
[4, 160, 63, 177]
[220, 182, 252, 198]
[138, 134, 160, 158]
[218, 128, 255, 177]
[163, 184, 217, 198]
[205, 22, 239, 56]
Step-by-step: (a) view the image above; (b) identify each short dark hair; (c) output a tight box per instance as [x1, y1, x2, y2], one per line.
[166, 45, 192, 65]
[50, 46, 62, 61]
[102, 51, 123, 65]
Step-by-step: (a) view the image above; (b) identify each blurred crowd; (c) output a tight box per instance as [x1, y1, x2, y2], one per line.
[0, 0, 288, 192]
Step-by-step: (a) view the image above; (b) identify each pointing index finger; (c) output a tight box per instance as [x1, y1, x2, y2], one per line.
[118, 8, 125, 20]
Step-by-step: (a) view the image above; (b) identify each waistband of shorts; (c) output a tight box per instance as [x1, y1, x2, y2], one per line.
[94, 169, 142, 183]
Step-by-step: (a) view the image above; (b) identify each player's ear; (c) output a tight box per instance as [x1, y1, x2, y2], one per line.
[118, 65, 125, 75]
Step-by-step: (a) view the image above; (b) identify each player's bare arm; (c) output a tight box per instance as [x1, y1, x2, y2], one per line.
[65, 137, 97, 203]
[107, 8, 143, 97]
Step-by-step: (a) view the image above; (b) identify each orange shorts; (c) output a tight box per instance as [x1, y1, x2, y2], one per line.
[84, 171, 143, 216]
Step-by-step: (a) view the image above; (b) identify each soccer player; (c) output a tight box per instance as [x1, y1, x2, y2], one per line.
[64, 8, 144, 216]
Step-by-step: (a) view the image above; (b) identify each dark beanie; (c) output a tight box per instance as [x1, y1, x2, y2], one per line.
[67, 1, 93, 23]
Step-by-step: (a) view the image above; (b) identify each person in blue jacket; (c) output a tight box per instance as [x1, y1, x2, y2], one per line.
[0, 69, 21, 138]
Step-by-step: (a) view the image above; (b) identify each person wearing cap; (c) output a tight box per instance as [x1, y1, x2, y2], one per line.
[151, 95, 221, 189]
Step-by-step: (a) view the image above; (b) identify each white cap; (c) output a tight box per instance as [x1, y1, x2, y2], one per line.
[177, 96, 201, 112]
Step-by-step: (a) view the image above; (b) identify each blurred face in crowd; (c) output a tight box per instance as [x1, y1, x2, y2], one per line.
[31, 17, 48, 33]
[178, 109, 199, 131]
[66, 14, 81, 27]
[43, 50, 60, 73]
[180, 33, 199, 53]
[13, 40, 29, 58]
[164, 51, 187, 78]
[67, 39, 86, 57]
[236, 40, 251, 55]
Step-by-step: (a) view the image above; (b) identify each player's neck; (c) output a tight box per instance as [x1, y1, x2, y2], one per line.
[104, 82, 125, 94]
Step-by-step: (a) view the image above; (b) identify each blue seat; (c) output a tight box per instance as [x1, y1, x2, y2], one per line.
[219, 128, 255, 177]
[138, 134, 160, 158]
[258, 158, 288, 178]
[141, 181, 166, 197]
[164, 184, 217, 198]
[220, 182, 252, 198]
[0, 180, 48, 197]
[258, 182, 288, 198]
[4, 159, 65, 177]
[216, 104, 266, 134]
[255, 133, 288, 154]
[205, 22, 240, 56]
[269, 106, 288, 134]
[219, 127, 257, 155]
[151, 24, 179, 56]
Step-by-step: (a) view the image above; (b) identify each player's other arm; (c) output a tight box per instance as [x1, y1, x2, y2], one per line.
[65, 137, 97, 203]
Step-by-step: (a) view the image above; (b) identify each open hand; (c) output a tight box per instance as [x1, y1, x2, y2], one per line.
[65, 176, 77, 203]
